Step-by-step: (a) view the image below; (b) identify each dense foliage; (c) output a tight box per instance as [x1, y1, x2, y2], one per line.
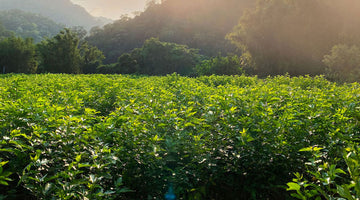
[227, 0, 360, 77]
[0, 10, 64, 43]
[99, 38, 203, 76]
[323, 44, 360, 82]
[1, 0, 360, 80]
[37, 28, 104, 74]
[1, 74, 360, 199]
[80, 41, 106, 74]
[85, 0, 360, 80]
[0, 28, 104, 75]
[287, 144, 360, 199]
[194, 54, 252, 76]
[86, 0, 254, 63]
[0, 36, 38, 73]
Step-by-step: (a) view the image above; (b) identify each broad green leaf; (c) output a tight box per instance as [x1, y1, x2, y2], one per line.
[337, 185, 355, 200]
[0, 180, 9, 186]
[75, 155, 81, 162]
[0, 161, 8, 167]
[287, 182, 301, 191]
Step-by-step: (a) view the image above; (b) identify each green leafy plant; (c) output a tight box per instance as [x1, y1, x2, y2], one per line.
[194, 54, 246, 76]
[288, 144, 360, 200]
[0, 161, 12, 186]
[1, 74, 360, 199]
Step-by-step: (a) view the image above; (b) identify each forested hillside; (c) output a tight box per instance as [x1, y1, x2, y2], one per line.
[0, 0, 112, 29]
[85, 0, 360, 80]
[0, 22, 13, 40]
[0, 10, 64, 43]
[227, 0, 360, 76]
[86, 0, 255, 63]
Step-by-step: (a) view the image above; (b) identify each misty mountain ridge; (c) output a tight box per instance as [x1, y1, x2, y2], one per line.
[0, 0, 112, 29]
[0, 9, 64, 42]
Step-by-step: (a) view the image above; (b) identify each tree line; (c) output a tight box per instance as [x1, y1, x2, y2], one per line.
[0, 28, 244, 76]
[0, 28, 104, 74]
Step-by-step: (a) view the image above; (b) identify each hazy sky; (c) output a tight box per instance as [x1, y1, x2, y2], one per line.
[70, 0, 147, 19]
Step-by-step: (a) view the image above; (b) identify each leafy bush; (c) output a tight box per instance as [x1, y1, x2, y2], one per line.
[194, 54, 249, 76]
[96, 63, 118, 74]
[287, 144, 360, 200]
[112, 53, 139, 74]
[323, 44, 360, 82]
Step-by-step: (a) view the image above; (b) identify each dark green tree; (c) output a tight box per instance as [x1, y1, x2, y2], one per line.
[37, 28, 105, 74]
[38, 28, 82, 73]
[80, 41, 105, 74]
[323, 44, 360, 82]
[114, 38, 203, 76]
[113, 53, 139, 74]
[0, 36, 38, 73]
[195, 54, 248, 76]
[139, 38, 202, 75]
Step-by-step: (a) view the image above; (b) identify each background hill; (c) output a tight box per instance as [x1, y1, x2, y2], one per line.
[0, 10, 64, 42]
[0, 22, 13, 40]
[0, 0, 112, 30]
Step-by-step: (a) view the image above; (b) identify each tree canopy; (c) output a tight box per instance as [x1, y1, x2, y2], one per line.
[195, 54, 249, 76]
[99, 38, 203, 76]
[323, 44, 360, 82]
[0, 36, 38, 73]
[37, 28, 104, 74]
[38, 29, 82, 73]
[86, 0, 255, 63]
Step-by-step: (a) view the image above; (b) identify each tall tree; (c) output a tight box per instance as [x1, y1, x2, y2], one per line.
[80, 41, 105, 74]
[38, 28, 82, 73]
[38, 28, 105, 74]
[323, 44, 360, 82]
[0, 36, 38, 73]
